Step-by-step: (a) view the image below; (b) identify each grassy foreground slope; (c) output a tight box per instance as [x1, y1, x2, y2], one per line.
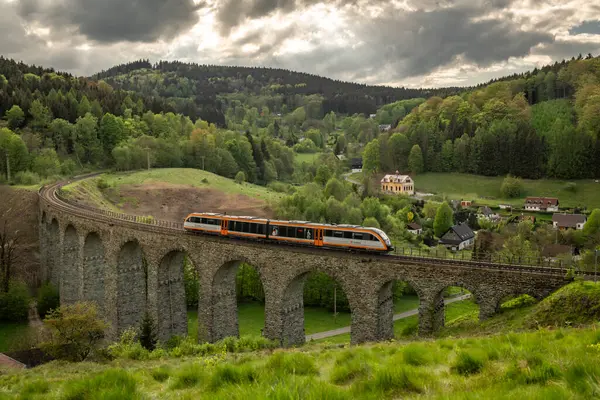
[3, 282, 600, 398]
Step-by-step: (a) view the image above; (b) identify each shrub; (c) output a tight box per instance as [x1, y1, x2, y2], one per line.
[363, 365, 425, 395]
[452, 349, 487, 375]
[96, 177, 109, 189]
[330, 357, 371, 385]
[41, 302, 108, 362]
[60, 159, 77, 176]
[201, 178, 209, 183]
[13, 171, 40, 185]
[139, 311, 157, 351]
[500, 175, 524, 199]
[62, 369, 138, 399]
[151, 366, 171, 382]
[107, 328, 149, 361]
[235, 171, 246, 184]
[37, 282, 59, 318]
[0, 281, 30, 322]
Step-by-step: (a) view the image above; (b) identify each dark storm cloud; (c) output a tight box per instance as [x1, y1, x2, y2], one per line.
[569, 20, 600, 35]
[223, 3, 553, 80]
[533, 39, 600, 60]
[17, 0, 203, 43]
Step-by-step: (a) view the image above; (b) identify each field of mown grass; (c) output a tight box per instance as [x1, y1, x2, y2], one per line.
[416, 173, 600, 209]
[294, 152, 322, 165]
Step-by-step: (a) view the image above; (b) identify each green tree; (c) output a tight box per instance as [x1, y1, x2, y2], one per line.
[99, 113, 124, 155]
[324, 178, 346, 201]
[0, 128, 29, 179]
[408, 144, 424, 175]
[440, 140, 454, 172]
[314, 164, 332, 186]
[235, 171, 246, 184]
[5, 105, 25, 130]
[583, 209, 600, 238]
[362, 139, 380, 173]
[29, 100, 52, 131]
[433, 202, 453, 237]
[500, 175, 524, 198]
[334, 133, 347, 155]
[363, 217, 380, 228]
[41, 302, 108, 362]
[74, 114, 102, 164]
[77, 95, 91, 117]
[388, 133, 410, 171]
[32, 148, 60, 177]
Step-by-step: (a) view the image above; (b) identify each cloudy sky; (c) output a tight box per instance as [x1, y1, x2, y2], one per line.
[1, 0, 600, 88]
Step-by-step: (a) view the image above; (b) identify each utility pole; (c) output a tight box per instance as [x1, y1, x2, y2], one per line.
[5, 152, 10, 183]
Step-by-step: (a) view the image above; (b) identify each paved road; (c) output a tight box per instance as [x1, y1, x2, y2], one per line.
[305, 294, 471, 341]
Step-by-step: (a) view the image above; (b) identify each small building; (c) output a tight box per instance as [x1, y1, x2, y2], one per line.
[524, 197, 559, 212]
[369, 113, 377, 119]
[380, 171, 415, 195]
[439, 223, 475, 251]
[552, 213, 587, 230]
[378, 124, 392, 132]
[350, 158, 363, 173]
[407, 222, 422, 235]
[478, 206, 499, 221]
[498, 204, 511, 210]
[461, 200, 472, 208]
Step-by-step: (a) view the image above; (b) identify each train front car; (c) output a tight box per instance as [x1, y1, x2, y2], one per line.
[321, 225, 394, 253]
[183, 212, 223, 234]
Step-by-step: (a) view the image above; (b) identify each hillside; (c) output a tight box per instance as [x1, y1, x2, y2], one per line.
[3, 281, 600, 398]
[60, 169, 285, 221]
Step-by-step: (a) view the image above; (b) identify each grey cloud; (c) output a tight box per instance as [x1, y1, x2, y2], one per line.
[17, 0, 203, 43]
[569, 20, 600, 35]
[532, 39, 600, 60]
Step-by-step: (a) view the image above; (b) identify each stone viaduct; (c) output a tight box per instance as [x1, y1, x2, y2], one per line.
[38, 182, 571, 346]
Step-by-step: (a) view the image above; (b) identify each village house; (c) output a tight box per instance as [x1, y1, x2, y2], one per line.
[461, 200, 472, 207]
[407, 222, 422, 235]
[438, 223, 475, 251]
[478, 206, 500, 221]
[552, 213, 587, 230]
[524, 197, 559, 212]
[350, 158, 363, 173]
[380, 171, 415, 195]
[378, 124, 392, 132]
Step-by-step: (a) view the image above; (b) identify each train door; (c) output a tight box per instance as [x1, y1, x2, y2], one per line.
[315, 228, 324, 247]
[221, 219, 228, 235]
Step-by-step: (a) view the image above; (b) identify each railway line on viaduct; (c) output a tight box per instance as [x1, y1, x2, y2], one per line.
[38, 175, 573, 346]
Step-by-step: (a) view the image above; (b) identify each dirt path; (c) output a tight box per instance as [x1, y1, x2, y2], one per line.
[28, 301, 43, 328]
[305, 294, 471, 341]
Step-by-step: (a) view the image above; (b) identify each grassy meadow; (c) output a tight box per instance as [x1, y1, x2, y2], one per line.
[0, 323, 33, 353]
[294, 152, 322, 165]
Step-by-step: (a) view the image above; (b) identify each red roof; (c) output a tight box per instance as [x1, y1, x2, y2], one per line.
[525, 197, 558, 206]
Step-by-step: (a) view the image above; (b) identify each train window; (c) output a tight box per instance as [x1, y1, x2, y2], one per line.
[333, 231, 343, 238]
[200, 218, 207, 224]
[304, 228, 314, 240]
[195, 217, 202, 223]
[207, 219, 217, 225]
[242, 222, 250, 232]
[353, 233, 363, 240]
[325, 230, 333, 237]
[271, 225, 280, 236]
[296, 227, 304, 239]
[344, 231, 353, 239]
[250, 223, 257, 234]
[258, 224, 265, 235]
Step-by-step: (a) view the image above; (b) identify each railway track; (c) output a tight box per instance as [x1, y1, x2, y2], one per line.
[39, 174, 576, 277]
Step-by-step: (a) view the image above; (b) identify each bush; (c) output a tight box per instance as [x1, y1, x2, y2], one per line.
[201, 178, 209, 183]
[364, 365, 425, 395]
[13, 171, 40, 185]
[500, 175, 524, 199]
[235, 171, 246, 184]
[37, 282, 59, 318]
[170, 364, 207, 390]
[96, 177, 109, 189]
[452, 349, 487, 375]
[107, 327, 149, 361]
[60, 159, 77, 176]
[0, 281, 31, 322]
[41, 302, 109, 362]
[210, 364, 258, 390]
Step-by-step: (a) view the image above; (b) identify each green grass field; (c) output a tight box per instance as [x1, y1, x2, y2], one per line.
[0, 323, 33, 353]
[294, 152, 322, 165]
[415, 173, 600, 209]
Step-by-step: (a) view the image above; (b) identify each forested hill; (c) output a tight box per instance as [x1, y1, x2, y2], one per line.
[92, 60, 462, 120]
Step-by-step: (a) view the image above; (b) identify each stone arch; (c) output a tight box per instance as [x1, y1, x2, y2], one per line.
[376, 278, 425, 341]
[116, 240, 147, 334]
[61, 224, 81, 304]
[47, 218, 60, 286]
[83, 232, 106, 312]
[493, 287, 543, 316]
[431, 281, 480, 331]
[157, 250, 189, 342]
[209, 258, 267, 342]
[280, 268, 355, 347]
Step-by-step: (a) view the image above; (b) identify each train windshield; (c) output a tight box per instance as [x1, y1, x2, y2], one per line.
[372, 228, 392, 246]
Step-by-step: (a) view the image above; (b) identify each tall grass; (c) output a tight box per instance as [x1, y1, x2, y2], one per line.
[61, 369, 139, 400]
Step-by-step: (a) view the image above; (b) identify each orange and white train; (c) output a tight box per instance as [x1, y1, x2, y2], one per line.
[183, 212, 394, 253]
